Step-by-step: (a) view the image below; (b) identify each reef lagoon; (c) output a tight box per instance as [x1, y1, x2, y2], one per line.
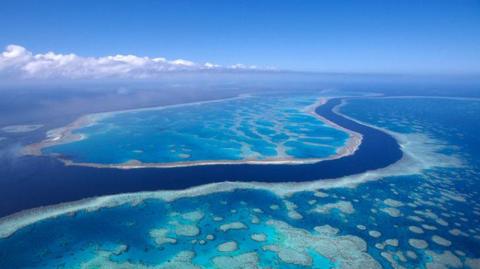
[32, 93, 356, 167]
[1, 92, 480, 268]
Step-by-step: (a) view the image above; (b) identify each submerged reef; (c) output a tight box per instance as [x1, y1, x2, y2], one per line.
[28, 93, 358, 168]
[0, 189, 383, 268]
[1, 169, 479, 269]
[0, 97, 479, 268]
[1, 124, 43, 133]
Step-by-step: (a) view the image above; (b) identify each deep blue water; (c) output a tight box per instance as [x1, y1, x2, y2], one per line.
[0, 96, 479, 268]
[0, 96, 402, 218]
[0, 88, 480, 268]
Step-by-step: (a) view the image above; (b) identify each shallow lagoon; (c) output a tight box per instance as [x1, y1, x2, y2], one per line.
[41, 93, 351, 166]
[1, 97, 480, 268]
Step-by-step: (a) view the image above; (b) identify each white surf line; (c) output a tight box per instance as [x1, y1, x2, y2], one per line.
[93, 93, 253, 115]
[0, 94, 464, 239]
[60, 157, 338, 169]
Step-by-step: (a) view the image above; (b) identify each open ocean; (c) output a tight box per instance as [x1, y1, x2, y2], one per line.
[0, 84, 479, 268]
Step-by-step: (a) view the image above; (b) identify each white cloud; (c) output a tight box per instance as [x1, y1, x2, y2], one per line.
[169, 59, 195, 66]
[204, 62, 220, 68]
[0, 44, 264, 80]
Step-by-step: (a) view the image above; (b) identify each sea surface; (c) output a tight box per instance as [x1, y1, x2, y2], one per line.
[1, 93, 479, 268]
[0, 91, 402, 217]
[42, 93, 349, 165]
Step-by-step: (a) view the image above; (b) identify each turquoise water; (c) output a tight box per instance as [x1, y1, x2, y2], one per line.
[1, 97, 480, 268]
[43, 93, 349, 165]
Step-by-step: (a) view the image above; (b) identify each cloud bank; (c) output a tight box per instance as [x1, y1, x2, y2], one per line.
[0, 44, 263, 80]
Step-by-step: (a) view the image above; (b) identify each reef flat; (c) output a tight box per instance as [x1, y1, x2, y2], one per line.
[1, 96, 479, 268]
[28, 93, 359, 168]
[0, 94, 404, 218]
[0, 123, 460, 240]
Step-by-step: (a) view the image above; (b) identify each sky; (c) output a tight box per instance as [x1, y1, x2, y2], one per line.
[0, 0, 479, 79]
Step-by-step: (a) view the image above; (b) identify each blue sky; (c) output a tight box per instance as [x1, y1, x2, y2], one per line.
[0, 0, 479, 74]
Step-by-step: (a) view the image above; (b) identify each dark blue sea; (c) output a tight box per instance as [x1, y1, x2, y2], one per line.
[0, 81, 479, 268]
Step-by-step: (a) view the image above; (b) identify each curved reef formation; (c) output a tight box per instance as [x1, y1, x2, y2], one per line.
[26, 95, 361, 168]
[0, 97, 403, 218]
[0, 96, 475, 269]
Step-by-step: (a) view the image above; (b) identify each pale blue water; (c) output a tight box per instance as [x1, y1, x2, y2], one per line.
[43, 93, 349, 165]
[1, 97, 479, 268]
